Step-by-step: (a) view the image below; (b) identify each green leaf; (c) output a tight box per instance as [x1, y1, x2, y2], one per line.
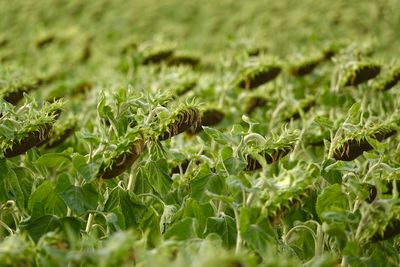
[58, 183, 98, 215]
[321, 169, 342, 185]
[242, 224, 273, 256]
[20, 215, 61, 243]
[366, 136, 386, 153]
[220, 146, 246, 174]
[6, 168, 25, 209]
[134, 168, 153, 195]
[239, 207, 274, 254]
[28, 180, 67, 218]
[343, 240, 360, 257]
[54, 173, 73, 193]
[164, 217, 198, 240]
[139, 208, 161, 247]
[105, 187, 144, 229]
[145, 159, 172, 196]
[314, 116, 334, 130]
[205, 191, 234, 205]
[363, 151, 380, 160]
[230, 124, 244, 135]
[203, 126, 229, 145]
[204, 215, 237, 248]
[191, 165, 224, 203]
[60, 217, 83, 239]
[0, 158, 9, 184]
[181, 199, 214, 236]
[316, 184, 349, 221]
[324, 160, 356, 172]
[97, 93, 110, 118]
[72, 153, 99, 182]
[347, 102, 361, 123]
[35, 153, 71, 169]
[75, 128, 99, 144]
[0, 120, 14, 139]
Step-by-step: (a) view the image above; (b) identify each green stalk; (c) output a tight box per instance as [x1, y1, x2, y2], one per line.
[233, 207, 242, 254]
[67, 207, 72, 217]
[85, 213, 94, 233]
[315, 223, 324, 256]
[127, 169, 135, 191]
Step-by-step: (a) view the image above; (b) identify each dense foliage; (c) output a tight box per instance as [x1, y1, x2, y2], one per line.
[1, 1, 400, 266]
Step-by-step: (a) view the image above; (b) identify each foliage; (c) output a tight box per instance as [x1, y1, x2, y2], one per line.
[1, 1, 400, 266]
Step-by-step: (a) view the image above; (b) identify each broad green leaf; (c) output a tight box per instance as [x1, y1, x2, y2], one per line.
[226, 175, 255, 196]
[20, 215, 61, 243]
[223, 157, 246, 175]
[343, 240, 360, 257]
[316, 184, 349, 221]
[242, 224, 273, 256]
[0, 158, 9, 184]
[139, 208, 161, 247]
[347, 102, 361, 123]
[0, 120, 14, 139]
[191, 165, 224, 203]
[97, 93, 110, 118]
[145, 159, 172, 196]
[363, 151, 380, 160]
[6, 168, 25, 209]
[164, 217, 197, 240]
[104, 187, 145, 229]
[321, 169, 342, 185]
[75, 128, 99, 144]
[60, 217, 83, 239]
[134, 167, 153, 195]
[220, 146, 246, 174]
[182, 199, 214, 236]
[366, 136, 386, 153]
[239, 207, 274, 254]
[0, 181, 8, 205]
[58, 183, 98, 215]
[220, 146, 233, 160]
[35, 153, 71, 169]
[28, 180, 67, 218]
[205, 191, 234, 205]
[0, 164, 27, 206]
[169, 150, 186, 162]
[54, 173, 73, 193]
[204, 215, 237, 248]
[230, 124, 244, 135]
[203, 126, 229, 145]
[72, 153, 99, 182]
[324, 160, 356, 172]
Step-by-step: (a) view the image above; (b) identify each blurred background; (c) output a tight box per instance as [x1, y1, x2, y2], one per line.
[1, 0, 399, 61]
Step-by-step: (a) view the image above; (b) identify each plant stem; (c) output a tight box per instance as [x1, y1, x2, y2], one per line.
[341, 256, 348, 267]
[127, 171, 134, 191]
[315, 223, 324, 256]
[85, 213, 94, 233]
[217, 200, 225, 215]
[233, 207, 242, 254]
